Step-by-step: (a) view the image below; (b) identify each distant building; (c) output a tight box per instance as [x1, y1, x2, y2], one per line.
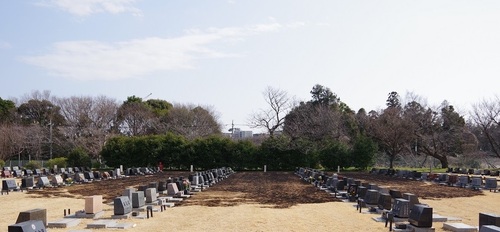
[226, 128, 254, 140]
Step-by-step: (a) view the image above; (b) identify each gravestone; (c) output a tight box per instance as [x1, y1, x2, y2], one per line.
[85, 195, 103, 214]
[480, 225, 500, 232]
[93, 171, 102, 180]
[59, 168, 66, 174]
[113, 196, 132, 215]
[377, 193, 392, 210]
[485, 178, 498, 192]
[357, 186, 367, 199]
[145, 188, 157, 203]
[83, 171, 94, 181]
[2, 179, 17, 194]
[8, 220, 46, 232]
[2, 170, 12, 178]
[67, 167, 74, 174]
[21, 177, 35, 190]
[115, 168, 121, 178]
[389, 189, 402, 199]
[74, 173, 85, 183]
[36, 176, 51, 188]
[148, 182, 158, 191]
[392, 198, 410, 218]
[458, 175, 469, 188]
[131, 191, 145, 208]
[23, 169, 33, 176]
[122, 188, 135, 201]
[364, 189, 379, 205]
[471, 176, 483, 190]
[158, 181, 167, 192]
[402, 193, 419, 209]
[16, 208, 47, 226]
[447, 174, 458, 186]
[33, 169, 42, 176]
[13, 170, 23, 178]
[51, 175, 64, 187]
[166, 183, 180, 196]
[409, 204, 433, 228]
[480, 213, 500, 228]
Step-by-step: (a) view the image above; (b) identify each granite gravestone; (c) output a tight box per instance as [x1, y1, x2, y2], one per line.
[36, 176, 51, 188]
[409, 204, 433, 228]
[392, 198, 410, 218]
[85, 195, 103, 214]
[21, 177, 35, 190]
[2, 179, 17, 194]
[16, 208, 47, 226]
[123, 188, 135, 201]
[51, 175, 64, 187]
[132, 191, 145, 208]
[8, 220, 46, 232]
[145, 188, 157, 204]
[479, 213, 500, 228]
[113, 196, 132, 215]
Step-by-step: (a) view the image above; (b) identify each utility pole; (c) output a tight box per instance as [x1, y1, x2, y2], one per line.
[49, 118, 53, 160]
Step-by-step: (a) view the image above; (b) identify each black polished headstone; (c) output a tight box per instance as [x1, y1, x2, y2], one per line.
[409, 204, 433, 228]
[2, 179, 17, 194]
[480, 213, 500, 228]
[16, 208, 47, 226]
[22, 177, 35, 189]
[8, 220, 46, 232]
[377, 193, 392, 210]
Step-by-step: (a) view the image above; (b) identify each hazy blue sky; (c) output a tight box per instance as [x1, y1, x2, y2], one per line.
[1, 0, 499, 132]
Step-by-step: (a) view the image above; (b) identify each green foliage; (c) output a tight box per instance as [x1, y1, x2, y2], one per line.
[259, 136, 307, 170]
[317, 141, 349, 170]
[350, 135, 377, 170]
[46, 157, 67, 168]
[67, 147, 92, 167]
[25, 160, 42, 170]
[0, 159, 5, 168]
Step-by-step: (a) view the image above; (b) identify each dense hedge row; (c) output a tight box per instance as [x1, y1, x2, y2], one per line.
[100, 133, 377, 171]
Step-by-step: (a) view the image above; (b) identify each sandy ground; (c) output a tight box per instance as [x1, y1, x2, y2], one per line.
[1, 189, 499, 232]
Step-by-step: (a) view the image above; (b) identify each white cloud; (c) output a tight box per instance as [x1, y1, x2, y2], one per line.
[22, 23, 301, 81]
[37, 0, 142, 16]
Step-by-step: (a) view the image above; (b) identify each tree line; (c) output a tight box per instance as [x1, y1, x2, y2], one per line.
[1, 86, 500, 170]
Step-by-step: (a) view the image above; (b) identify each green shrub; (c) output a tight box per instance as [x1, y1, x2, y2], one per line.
[46, 157, 67, 169]
[67, 147, 92, 168]
[24, 160, 42, 170]
[0, 159, 5, 168]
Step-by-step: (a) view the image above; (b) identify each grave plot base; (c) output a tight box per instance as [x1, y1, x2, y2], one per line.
[47, 218, 81, 228]
[442, 222, 478, 232]
[111, 212, 132, 219]
[394, 224, 435, 232]
[74, 210, 105, 219]
[132, 206, 147, 212]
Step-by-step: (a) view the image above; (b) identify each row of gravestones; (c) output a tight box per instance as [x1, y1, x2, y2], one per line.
[1, 166, 92, 179]
[114, 167, 234, 217]
[369, 168, 499, 192]
[370, 167, 500, 178]
[295, 167, 435, 230]
[296, 167, 500, 232]
[1, 168, 126, 194]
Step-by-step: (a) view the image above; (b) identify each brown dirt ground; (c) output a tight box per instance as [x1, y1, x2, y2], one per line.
[25, 171, 483, 207]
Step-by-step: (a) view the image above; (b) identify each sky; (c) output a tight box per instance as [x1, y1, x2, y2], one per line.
[1, 0, 500, 133]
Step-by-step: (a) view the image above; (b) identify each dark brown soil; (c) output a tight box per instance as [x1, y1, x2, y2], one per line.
[25, 171, 483, 208]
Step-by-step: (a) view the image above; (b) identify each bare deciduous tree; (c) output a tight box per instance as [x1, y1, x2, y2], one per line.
[249, 86, 294, 136]
[471, 96, 500, 159]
